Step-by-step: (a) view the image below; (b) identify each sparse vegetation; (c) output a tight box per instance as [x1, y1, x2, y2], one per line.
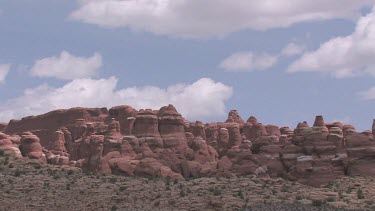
[312, 200, 324, 207]
[0, 156, 373, 210]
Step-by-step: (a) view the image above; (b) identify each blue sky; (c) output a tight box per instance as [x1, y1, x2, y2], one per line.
[0, 0, 375, 131]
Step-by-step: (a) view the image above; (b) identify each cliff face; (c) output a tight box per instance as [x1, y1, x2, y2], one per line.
[1, 104, 374, 187]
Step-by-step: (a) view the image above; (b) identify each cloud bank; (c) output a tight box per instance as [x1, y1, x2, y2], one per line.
[70, 0, 374, 38]
[30, 51, 102, 80]
[0, 77, 233, 122]
[0, 64, 10, 84]
[220, 52, 278, 72]
[219, 42, 305, 72]
[289, 7, 375, 78]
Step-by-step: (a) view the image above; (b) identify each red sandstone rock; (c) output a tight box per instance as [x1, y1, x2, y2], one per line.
[226, 110, 245, 124]
[2, 105, 375, 187]
[134, 158, 183, 179]
[191, 121, 207, 140]
[0, 133, 22, 157]
[20, 133, 44, 160]
[48, 130, 67, 154]
[108, 105, 138, 135]
[157, 105, 187, 150]
[247, 116, 259, 125]
[244, 123, 269, 142]
[265, 125, 281, 137]
[0, 123, 7, 132]
[313, 115, 325, 127]
[133, 109, 163, 150]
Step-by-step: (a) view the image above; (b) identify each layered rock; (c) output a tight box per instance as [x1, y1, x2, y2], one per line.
[0, 132, 22, 157]
[2, 105, 375, 187]
[346, 129, 375, 177]
[226, 110, 245, 124]
[20, 132, 44, 160]
[108, 105, 138, 135]
[157, 105, 188, 150]
[133, 109, 163, 149]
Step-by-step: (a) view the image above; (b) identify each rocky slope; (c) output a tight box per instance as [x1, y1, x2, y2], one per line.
[0, 104, 375, 189]
[0, 155, 371, 210]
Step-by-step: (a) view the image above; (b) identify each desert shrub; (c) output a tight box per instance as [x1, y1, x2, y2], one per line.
[238, 189, 244, 199]
[295, 195, 303, 200]
[326, 197, 336, 202]
[111, 205, 118, 211]
[14, 168, 23, 177]
[0, 150, 4, 156]
[67, 169, 74, 175]
[281, 184, 288, 192]
[180, 189, 186, 197]
[109, 177, 117, 183]
[213, 187, 221, 196]
[173, 178, 178, 185]
[119, 186, 127, 192]
[357, 188, 365, 199]
[312, 200, 324, 207]
[165, 177, 171, 186]
[66, 184, 71, 190]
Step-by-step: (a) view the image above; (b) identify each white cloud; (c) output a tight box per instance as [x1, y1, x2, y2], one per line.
[0, 77, 233, 122]
[0, 64, 10, 84]
[30, 51, 102, 80]
[288, 7, 375, 78]
[330, 116, 352, 124]
[219, 52, 278, 72]
[70, 0, 374, 38]
[359, 87, 375, 100]
[281, 42, 305, 57]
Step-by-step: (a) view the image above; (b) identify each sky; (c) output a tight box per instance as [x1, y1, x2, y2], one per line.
[1, 0, 375, 131]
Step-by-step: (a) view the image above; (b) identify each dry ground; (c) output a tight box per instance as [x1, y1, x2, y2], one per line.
[0, 155, 371, 211]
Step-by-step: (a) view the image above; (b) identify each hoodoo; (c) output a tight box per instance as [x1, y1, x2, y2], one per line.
[0, 105, 374, 187]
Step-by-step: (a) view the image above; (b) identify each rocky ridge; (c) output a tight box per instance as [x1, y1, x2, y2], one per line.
[1, 104, 375, 188]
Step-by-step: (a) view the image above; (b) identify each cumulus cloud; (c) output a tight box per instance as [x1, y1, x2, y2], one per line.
[30, 51, 102, 80]
[219, 42, 305, 72]
[288, 7, 375, 78]
[0, 77, 233, 122]
[358, 87, 375, 100]
[219, 52, 278, 72]
[0, 64, 10, 84]
[70, 0, 374, 38]
[281, 42, 305, 57]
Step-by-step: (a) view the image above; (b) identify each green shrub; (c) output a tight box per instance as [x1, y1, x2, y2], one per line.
[238, 189, 244, 199]
[109, 177, 117, 183]
[180, 189, 186, 197]
[312, 200, 324, 207]
[326, 197, 336, 202]
[213, 187, 221, 196]
[358, 188, 365, 199]
[14, 168, 23, 177]
[67, 169, 74, 175]
[119, 186, 127, 192]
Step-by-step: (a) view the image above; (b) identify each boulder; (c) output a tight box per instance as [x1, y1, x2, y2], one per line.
[20, 133, 44, 160]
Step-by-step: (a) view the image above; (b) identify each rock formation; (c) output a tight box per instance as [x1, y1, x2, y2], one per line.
[1, 104, 375, 187]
